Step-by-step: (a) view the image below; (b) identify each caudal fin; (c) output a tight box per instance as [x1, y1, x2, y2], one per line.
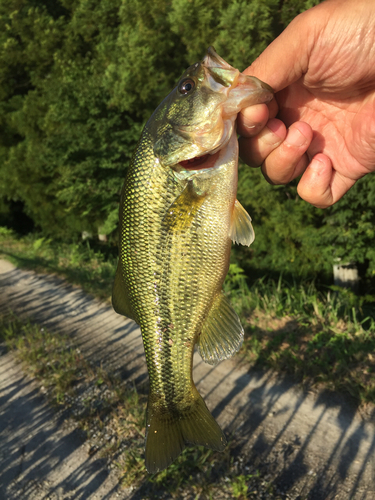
[145, 386, 226, 473]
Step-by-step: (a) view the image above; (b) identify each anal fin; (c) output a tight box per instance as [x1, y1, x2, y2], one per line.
[229, 199, 255, 246]
[197, 291, 244, 365]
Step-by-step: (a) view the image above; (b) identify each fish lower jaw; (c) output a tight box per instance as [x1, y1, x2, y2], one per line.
[173, 127, 237, 181]
[173, 150, 223, 180]
[175, 114, 236, 172]
[178, 152, 215, 170]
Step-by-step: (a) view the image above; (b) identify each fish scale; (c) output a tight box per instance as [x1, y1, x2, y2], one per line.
[118, 126, 234, 468]
[112, 47, 273, 473]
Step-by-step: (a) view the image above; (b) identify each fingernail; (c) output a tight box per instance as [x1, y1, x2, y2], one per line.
[242, 120, 263, 133]
[309, 156, 324, 170]
[267, 119, 283, 135]
[243, 123, 257, 130]
[238, 110, 261, 132]
[285, 127, 307, 147]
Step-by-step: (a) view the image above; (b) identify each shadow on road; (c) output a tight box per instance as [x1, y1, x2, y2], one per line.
[1, 262, 375, 499]
[0, 350, 115, 499]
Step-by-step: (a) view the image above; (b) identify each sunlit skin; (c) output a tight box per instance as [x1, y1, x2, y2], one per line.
[237, 0, 375, 208]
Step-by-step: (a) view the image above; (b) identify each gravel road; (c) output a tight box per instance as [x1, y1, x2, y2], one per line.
[1, 258, 375, 499]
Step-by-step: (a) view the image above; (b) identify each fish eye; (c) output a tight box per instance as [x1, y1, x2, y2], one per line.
[178, 78, 195, 95]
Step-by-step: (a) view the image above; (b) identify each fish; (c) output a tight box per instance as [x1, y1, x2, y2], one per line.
[112, 46, 273, 473]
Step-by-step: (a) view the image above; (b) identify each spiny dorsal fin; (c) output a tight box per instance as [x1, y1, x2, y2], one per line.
[197, 291, 244, 365]
[229, 199, 255, 246]
[112, 260, 136, 321]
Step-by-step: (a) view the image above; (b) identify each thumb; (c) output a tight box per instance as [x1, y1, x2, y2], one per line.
[243, 8, 319, 92]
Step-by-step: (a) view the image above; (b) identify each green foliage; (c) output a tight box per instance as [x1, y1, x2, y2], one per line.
[235, 165, 328, 278]
[2, 0, 371, 284]
[214, 0, 279, 70]
[320, 174, 375, 276]
[108, 0, 186, 117]
[237, 275, 375, 402]
[232, 473, 250, 498]
[1, 313, 87, 405]
[280, 0, 322, 27]
[168, 0, 225, 64]
[0, 227, 117, 299]
[235, 162, 375, 282]
[0, 0, 145, 237]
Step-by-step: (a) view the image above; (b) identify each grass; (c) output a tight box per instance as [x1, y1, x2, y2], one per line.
[225, 268, 375, 403]
[1, 314, 87, 406]
[2, 228, 374, 497]
[2, 227, 375, 406]
[0, 312, 284, 499]
[0, 226, 116, 300]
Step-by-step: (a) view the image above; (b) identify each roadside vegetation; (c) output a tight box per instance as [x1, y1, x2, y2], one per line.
[225, 264, 375, 403]
[2, 227, 375, 407]
[0, 312, 284, 499]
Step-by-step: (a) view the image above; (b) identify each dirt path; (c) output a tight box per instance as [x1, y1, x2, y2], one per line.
[1, 258, 375, 499]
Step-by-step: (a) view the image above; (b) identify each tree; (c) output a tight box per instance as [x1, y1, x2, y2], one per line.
[5, 0, 372, 288]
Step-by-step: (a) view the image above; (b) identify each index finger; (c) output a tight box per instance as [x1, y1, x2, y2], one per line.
[237, 97, 279, 138]
[237, 103, 269, 138]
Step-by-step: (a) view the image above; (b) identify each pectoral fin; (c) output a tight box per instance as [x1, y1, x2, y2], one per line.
[197, 291, 244, 365]
[112, 261, 136, 321]
[163, 181, 206, 232]
[229, 199, 255, 246]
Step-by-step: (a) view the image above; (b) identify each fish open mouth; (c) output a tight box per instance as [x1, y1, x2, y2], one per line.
[178, 151, 220, 171]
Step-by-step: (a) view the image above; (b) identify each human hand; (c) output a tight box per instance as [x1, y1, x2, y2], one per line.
[238, 0, 375, 208]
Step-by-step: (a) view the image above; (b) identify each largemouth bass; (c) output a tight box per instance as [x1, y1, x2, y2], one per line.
[112, 47, 273, 473]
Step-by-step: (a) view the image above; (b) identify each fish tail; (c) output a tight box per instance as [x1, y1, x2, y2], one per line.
[145, 385, 226, 473]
